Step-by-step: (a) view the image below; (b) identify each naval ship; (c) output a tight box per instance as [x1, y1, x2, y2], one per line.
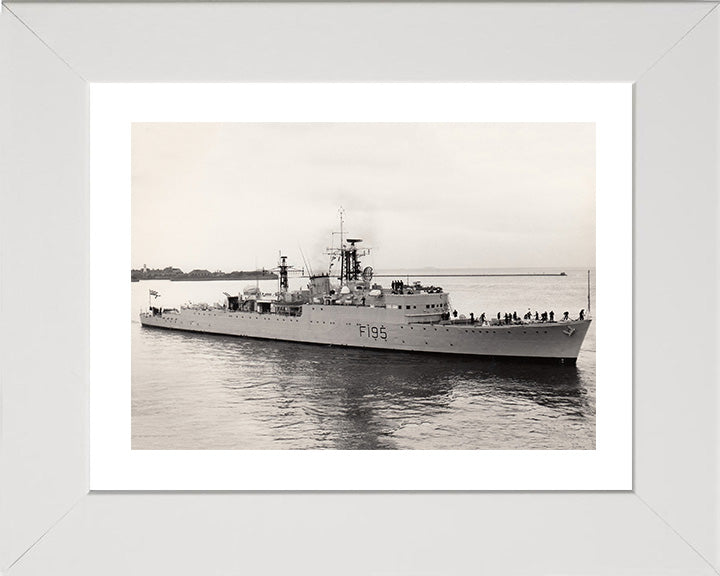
[140, 230, 591, 364]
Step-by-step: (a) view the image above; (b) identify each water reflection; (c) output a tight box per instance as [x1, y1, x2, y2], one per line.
[206, 332, 584, 396]
[137, 328, 591, 449]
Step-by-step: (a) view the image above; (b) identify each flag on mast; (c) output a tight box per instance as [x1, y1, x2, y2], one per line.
[149, 289, 160, 297]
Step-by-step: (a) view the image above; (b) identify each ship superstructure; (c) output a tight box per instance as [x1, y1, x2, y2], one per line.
[140, 220, 591, 363]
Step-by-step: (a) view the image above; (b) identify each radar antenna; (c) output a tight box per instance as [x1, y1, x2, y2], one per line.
[326, 210, 371, 284]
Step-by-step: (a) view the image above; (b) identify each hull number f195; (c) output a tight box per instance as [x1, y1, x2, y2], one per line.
[359, 324, 388, 340]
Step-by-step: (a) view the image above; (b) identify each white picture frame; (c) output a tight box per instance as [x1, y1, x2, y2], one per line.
[2, 2, 718, 574]
[89, 83, 631, 491]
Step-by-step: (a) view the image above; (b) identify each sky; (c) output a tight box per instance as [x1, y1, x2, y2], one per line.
[131, 122, 595, 273]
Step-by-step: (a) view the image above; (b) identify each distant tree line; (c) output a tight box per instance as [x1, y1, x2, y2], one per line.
[131, 266, 277, 282]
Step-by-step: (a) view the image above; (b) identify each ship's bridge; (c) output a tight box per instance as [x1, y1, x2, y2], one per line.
[382, 291, 450, 323]
[300, 285, 450, 325]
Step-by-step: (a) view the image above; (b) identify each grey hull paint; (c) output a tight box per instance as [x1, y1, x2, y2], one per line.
[140, 304, 591, 361]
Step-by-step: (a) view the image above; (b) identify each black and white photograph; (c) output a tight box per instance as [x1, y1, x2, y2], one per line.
[10, 3, 716, 573]
[131, 122, 596, 451]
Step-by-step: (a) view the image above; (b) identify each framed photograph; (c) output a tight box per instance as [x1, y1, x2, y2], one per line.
[90, 83, 631, 490]
[2, 2, 718, 575]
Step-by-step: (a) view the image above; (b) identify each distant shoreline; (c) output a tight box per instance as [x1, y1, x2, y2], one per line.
[131, 269, 278, 283]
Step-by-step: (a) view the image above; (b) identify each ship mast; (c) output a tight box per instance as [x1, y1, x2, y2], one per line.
[339, 207, 345, 283]
[274, 251, 301, 295]
[278, 252, 289, 293]
[327, 208, 370, 285]
[339, 206, 344, 250]
[344, 239, 364, 282]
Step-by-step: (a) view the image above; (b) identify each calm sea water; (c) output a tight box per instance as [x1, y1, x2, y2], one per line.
[131, 269, 595, 450]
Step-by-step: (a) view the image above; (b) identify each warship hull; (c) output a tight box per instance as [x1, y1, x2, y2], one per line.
[140, 305, 591, 363]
